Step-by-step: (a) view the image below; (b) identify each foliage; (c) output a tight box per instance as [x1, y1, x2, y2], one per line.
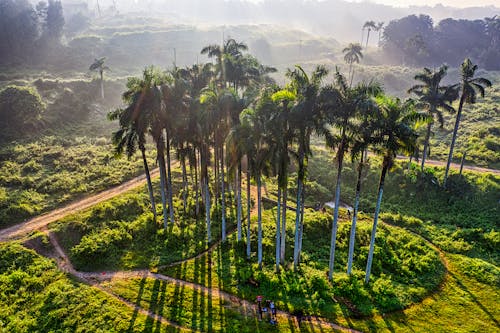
[0, 243, 185, 332]
[0, 136, 152, 228]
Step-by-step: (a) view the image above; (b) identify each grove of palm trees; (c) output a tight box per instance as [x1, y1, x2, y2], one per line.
[0, 1, 499, 332]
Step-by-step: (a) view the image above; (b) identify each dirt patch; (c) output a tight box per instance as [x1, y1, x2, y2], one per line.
[22, 233, 57, 259]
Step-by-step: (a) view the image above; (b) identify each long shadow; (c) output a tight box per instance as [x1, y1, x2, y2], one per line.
[190, 256, 201, 330]
[207, 248, 213, 332]
[450, 270, 500, 328]
[154, 280, 167, 333]
[127, 277, 147, 332]
[143, 278, 161, 332]
[217, 244, 226, 332]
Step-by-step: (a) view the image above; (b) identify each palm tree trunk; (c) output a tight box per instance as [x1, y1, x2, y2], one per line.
[204, 178, 211, 244]
[366, 29, 371, 48]
[349, 63, 354, 87]
[201, 147, 211, 243]
[257, 173, 263, 269]
[220, 145, 226, 242]
[459, 151, 466, 175]
[328, 149, 344, 280]
[166, 132, 175, 224]
[246, 169, 251, 259]
[275, 186, 281, 272]
[181, 154, 187, 213]
[157, 148, 169, 229]
[100, 70, 104, 99]
[421, 122, 432, 171]
[280, 185, 287, 264]
[365, 160, 389, 284]
[141, 147, 157, 225]
[444, 93, 466, 188]
[347, 157, 363, 275]
[298, 186, 305, 264]
[195, 149, 200, 217]
[293, 175, 303, 270]
[237, 163, 242, 241]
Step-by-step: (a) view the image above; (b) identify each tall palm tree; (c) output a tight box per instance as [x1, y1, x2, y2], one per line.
[365, 96, 427, 284]
[287, 65, 328, 270]
[319, 69, 381, 280]
[89, 57, 110, 99]
[342, 43, 363, 87]
[375, 22, 384, 46]
[201, 38, 248, 86]
[363, 21, 377, 48]
[108, 105, 157, 225]
[408, 65, 457, 171]
[124, 66, 169, 228]
[443, 58, 491, 187]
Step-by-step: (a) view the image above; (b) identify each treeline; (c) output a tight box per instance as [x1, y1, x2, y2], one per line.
[111, 38, 491, 283]
[382, 14, 500, 70]
[0, 0, 65, 65]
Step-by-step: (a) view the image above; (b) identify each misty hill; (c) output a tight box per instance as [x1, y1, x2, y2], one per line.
[83, 0, 500, 44]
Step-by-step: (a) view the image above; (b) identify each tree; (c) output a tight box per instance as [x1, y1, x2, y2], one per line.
[365, 96, 427, 284]
[342, 43, 363, 86]
[408, 65, 457, 171]
[443, 58, 491, 187]
[363, 21, 376, 48]
[108, 103, 157, 225]
[89, 57, 110, 99]
[0, 85, 45, 137]
[375, 22, 384, 46]
[201, 38, 248, 86]
[44, 0, 64, 42]
[319, 69, 381, 280]
[287, 65, 328, 270]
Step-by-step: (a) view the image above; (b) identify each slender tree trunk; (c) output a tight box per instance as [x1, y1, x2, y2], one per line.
[237, 163, 242, 241]
[444, 93, 466, 188]
[157, 147, 169, 229]
[166, 132, 175, 224]
[100, 70, 104, 99]
[141, 147, 157, 225]
[366, 29, 371, 48]
[246, 169, 252, 259]
[275, 186, 281, 272]
[204, 178, 211, 244]
[280, 185, 287, 264]
[421, 122, 432, 171]
[349, 63, 354, 87]
[181, 154, 187, 213]
[347, 157, 364, 274]
[459, 151, 467, 175]
[257, 173, 263, 269]
[298, 186, 305, 264]
[365, 161, 389, 284]
[220, 145, 226, 242]
[293, 176, 303, 270]
[195, 149, 200, 217]
[329, 149, 344, 280]
[407, 154, 413, 171]
[201, 147, 211, 243]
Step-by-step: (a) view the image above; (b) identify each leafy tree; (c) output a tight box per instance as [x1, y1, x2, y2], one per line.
[443, 58, 491, 187]
[365, 96, 426, 284]
[44, 0, 64, 42]
[89, 57, 110, 99]
[408, 65, 457, 170]
[0, 85, 46, 136]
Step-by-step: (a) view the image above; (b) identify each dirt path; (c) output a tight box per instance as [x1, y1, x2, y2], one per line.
[46, 231, 359, 333]
[395, 155, 500, 175]
[0, 169, 160, 242]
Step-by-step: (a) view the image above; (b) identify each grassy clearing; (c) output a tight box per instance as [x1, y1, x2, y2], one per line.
[51, 177, 239, 271]
[0, 242, 190, 332]
[0, 136, 155, 229]
[161, 210, 444, 319]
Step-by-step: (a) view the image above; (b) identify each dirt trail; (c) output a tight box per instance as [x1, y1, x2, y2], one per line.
[46, 231, 359, 333]
[0, 169, 160, 242]
[396, 155, 500, 175]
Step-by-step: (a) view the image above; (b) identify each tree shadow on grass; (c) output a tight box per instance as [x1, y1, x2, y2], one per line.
[127, 277, 147, 332]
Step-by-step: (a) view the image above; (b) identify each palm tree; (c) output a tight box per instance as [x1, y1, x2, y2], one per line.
[408, 65, 457, 171]
[123, 66, 169, 228]
[108, 106, 157, 225]
[363, 21, 377, 48]
[443, 58, 491, 187]
[342, 43, 363, 87]
[375, 22, 384, 46]
[287, 65, 328, 270]
[201, 38, 248, 86]
[319, 69, 381, 280]
[365, 96, 427, 284]
[89, 57, 110, 99]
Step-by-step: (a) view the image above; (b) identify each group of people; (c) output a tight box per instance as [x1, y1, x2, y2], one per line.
[256, 295, 277, 324]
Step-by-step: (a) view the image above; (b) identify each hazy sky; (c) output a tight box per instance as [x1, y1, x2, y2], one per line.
[342, 0, 499, 8]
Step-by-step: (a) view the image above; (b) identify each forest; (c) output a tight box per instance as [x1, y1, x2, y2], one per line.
[0, 1, 499, 332]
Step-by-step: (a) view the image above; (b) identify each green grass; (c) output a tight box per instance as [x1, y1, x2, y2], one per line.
[0, 242, 190, 332]
[51, 179, 239, 271]
[161, 209, 444, 319]
[0, 135, 155, 229]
